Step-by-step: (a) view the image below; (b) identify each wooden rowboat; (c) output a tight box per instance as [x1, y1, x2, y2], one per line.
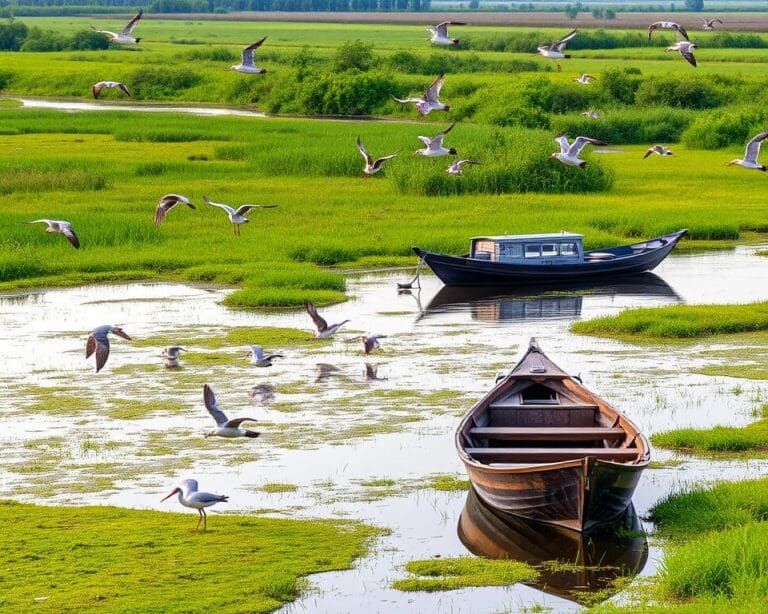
[456, 338, 650, 532]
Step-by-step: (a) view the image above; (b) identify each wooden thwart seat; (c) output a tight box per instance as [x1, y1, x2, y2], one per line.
[488, 402, 599, 410]
[466, 447, 640, 463]
[469, 427, 625, 441]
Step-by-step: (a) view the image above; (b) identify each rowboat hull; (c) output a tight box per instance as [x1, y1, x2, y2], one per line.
[457, 339, 650, 532]
[414, 230, 687, 286]
[465, 455, 645, 532]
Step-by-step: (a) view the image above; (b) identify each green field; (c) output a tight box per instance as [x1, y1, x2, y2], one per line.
[2, 18, 768, 307]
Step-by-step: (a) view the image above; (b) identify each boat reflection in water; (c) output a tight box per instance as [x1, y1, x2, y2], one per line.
[458, 487, 648, 606]
[421, 273, 681, 322]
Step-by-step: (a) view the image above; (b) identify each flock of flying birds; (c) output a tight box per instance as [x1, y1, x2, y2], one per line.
[28, 12, 768, 525]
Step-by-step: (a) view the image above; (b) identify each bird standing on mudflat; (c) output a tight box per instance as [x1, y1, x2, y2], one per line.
[427, 21, 465, 46]
[305, 301, 349, 339]
[356, 137, 397, 178]
[92, 81, 130, 99]
[415, 123, 457, 157]
[92, 9, 143, 44]
[161, 479, 228, 531]
[86, 325, 131, 372]
[231, 37, 268, 74]
[203, 196, 276, 236]
[27, 219, 80, 249]
[203, 384, 260, 439]
[154, 194, 195, 226]
[550, 136, 606, 168]
[727, 130, 768, 171]
[393, 74, 450, 116]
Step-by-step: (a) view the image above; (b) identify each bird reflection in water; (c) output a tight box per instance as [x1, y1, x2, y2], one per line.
[458, 487, 648, 606]
[249, 383, 275, 406]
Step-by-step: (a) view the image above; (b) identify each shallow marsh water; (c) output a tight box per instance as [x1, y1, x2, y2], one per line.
[2, 246, 768, 612]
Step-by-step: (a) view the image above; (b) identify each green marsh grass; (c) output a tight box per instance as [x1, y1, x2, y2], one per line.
[0, 500, 379, 612]
[393, 557, 537, 592]
[572, 302, 768, 341]
[651, 412, 768, 455]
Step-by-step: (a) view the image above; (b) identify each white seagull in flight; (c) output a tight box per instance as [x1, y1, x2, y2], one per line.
[537, 30, 577, 68]
[666, 41, 698, 67]
[427, 21, 465, 46]
[550, 136, 606, 168]
[415, 123, 457, 157]
[92, 9, 143, 44]
[92, 81, 130, 99]
[648, 21, 689, 41]
[305, 301, 349, 339]
[727, 130, 768, 171]
[27, 219, 80, 249]
[86, 325, 131, 373]
[394, 74, 450, 116]
[203, 384, 260, 439]
[356, 137, 397, 178]
[246, 345, 284, 367]
[154, 194, 195, 226]
[231, 37, 267, 74]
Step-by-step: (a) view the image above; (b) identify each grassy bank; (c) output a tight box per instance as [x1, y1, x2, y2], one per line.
[0, 500, 379, 612]
[0, 110, 765, 306]
[591, 478, 768, 612]
[571, 302, 768, 341]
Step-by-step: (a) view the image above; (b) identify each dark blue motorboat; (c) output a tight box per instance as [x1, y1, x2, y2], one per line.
[413, 229, 687, 286]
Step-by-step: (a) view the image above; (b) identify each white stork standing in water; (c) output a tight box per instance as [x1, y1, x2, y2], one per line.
[92, 9, 143, 44]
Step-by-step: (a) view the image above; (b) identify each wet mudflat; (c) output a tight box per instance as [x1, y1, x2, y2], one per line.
[2, 246, 768, 612]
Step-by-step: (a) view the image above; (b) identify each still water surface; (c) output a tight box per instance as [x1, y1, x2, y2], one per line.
[1, 246, 768, 612]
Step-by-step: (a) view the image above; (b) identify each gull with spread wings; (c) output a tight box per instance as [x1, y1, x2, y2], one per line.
[550, 135, 606, 168]
[92, 9, 143, 44]
[203, 384, 260, 438]
[86, 325, 131, 373]
[305, 301, 349, 339]
[154, 194, 195, 226]
[356, 137, 397, 178]
[231, 37, 267, 74]
[27, 219, 80, 249]
[203, 195, 276, 236]
[427, 21, 465, 46]
[394, 74, 450, 116]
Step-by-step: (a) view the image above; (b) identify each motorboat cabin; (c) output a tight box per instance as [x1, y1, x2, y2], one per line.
[470, 232, 584, 265]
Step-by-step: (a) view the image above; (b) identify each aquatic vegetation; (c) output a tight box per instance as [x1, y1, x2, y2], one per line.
[393, 557, 537, 592]
[262, 483, 299, 493]
[572, 302, 768, 341]
[0, 500, 379, 612]
[428, 474, 470, 492]
[651, 415, 768, 456]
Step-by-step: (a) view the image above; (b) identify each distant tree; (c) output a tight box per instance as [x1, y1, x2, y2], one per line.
[469, 0, 479, 7]
[564, 5, 578, 19]
[592, 8, 604, 18]
[685, 0, 703, 11]
[605, 8, 616, 19]
[68, 29, 110, 50]
[0, 20, 27, 50]
[333, 40, 374, 72]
